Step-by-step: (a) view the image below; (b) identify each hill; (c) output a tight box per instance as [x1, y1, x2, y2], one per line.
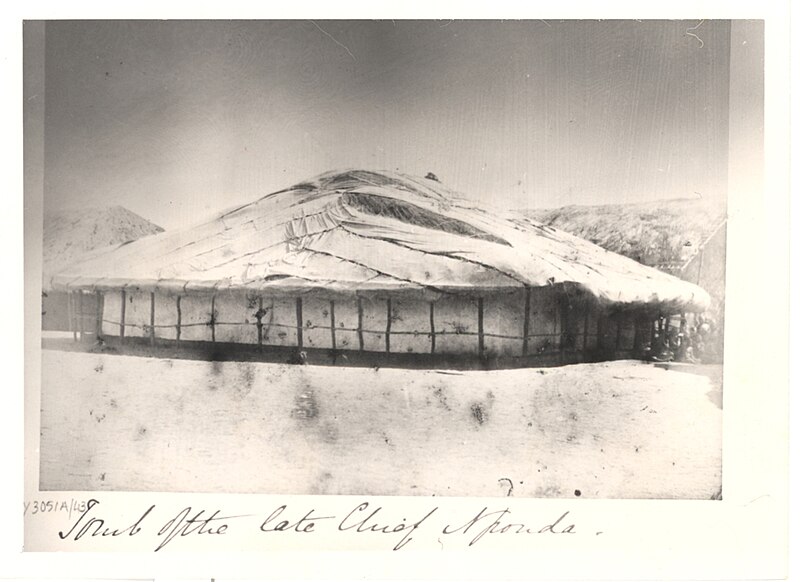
[43, 205, 163, 288]
[522, 198, 726, 276]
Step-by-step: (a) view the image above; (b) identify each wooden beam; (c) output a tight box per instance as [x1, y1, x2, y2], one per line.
[119, 289, 126, 342]
[67, 291, 76, 342]
[522, 286, 531, 357]
[176, 295, 182, 341]
[210, 295, 216, 343]
[429, 301, 436, 354]
[385, 298, 392, 353]
[559, 296, 570, 351]
[329, 299, 337, 350]
[95, 291, 103, 338]
[256, 297, 263, 346]
[78, 291, 84, 340]
[477, 297, 485, 357]
[296, 297, 304, 348]
[357, 297, 364, 351]
[150, 291, 156, 346]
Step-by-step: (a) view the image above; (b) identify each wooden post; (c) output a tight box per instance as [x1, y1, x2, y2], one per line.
[385, 298, 392, 353]
[78, 291, 84, 340]
[329, 299, 337, 350]
[357, 297, 364, 351]
[67, 291, 76, 342]
[150, 291, 156, 346]
[650, 314, 657, 349]
[256, 297, 263, 346]
[559, 296, 570, 351]
[522, 286, 531, 357]
[119, 289, 126, 342]
[210, 295, 216, 342]
[176, 296, 182, 341]
[429, 301, 436, 354]
[477, 297, 485, 357]
[95, 291, 103, 338]
[296, 297, 304, 348]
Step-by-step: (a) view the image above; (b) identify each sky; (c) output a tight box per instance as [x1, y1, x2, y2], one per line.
[41, 20, 736, 230]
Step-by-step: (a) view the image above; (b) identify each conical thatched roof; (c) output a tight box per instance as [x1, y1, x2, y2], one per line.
[52, 170, 710, 312]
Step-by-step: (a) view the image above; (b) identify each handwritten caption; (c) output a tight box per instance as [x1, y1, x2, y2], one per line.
[48, 499, 593, 551]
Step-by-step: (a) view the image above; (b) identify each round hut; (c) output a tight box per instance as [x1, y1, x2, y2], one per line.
[49, 170, 710, 368]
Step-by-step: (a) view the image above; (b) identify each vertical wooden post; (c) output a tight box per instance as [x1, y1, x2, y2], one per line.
[296, 297, 304, 348]
[176, 296, 182, 341]
[95, 291, 103, 338]
[67, 291, 76, 342]
[429, 301, 436, 354]
[210, 295, 216, 343]
[477, 297, 485, 357]
[256, 296, 263, 346]
[78, 291, 84, 340]
[150, 291, 156, 346]
[119, 289, 126, 342]
[329, 299, 337, 350]
[632, 314, 641, 354]
[650, 314, 658, 349]
[559, 296, 570, 351]
[385, 298, 392, 353]
[522, 286, 531, 357]
[357, 297, 364, 351]
[614, 314, 622, 352]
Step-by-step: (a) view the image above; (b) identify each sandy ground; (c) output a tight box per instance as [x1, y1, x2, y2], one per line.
[39, 349, 722, 498]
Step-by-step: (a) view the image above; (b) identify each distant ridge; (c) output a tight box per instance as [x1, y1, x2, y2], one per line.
[43, 205, 163, 289]
[521, 198, 726, 275]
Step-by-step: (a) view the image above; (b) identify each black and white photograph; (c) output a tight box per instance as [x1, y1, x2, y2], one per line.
[26, 19, 754, 501]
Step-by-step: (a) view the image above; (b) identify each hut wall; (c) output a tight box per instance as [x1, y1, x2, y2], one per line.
[331, 299, 360, 352]
[215, 290, 259, 344]
[101, 291, 123, 337]
[616, 314, 637, 351]
[121, 288, 152, 338]
[483, 288, 526, 357]
[391, 298, 432, 354]
[528, 287, 561, 354]
[433, 295, 479, 355]
[42, 291, 71, 331]
[599, 313, 618, 351]
[153, 292, 179, 341]
[585, 309, 599, 350]
[360, 296, 389, 352]
[178, 294, 214, 342]
[561, 299, 585, 353]
[91, 285, 654, 364]
[260, 297, 298, 347]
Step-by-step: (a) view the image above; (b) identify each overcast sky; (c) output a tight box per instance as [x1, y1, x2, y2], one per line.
[42, 20, 735, 230]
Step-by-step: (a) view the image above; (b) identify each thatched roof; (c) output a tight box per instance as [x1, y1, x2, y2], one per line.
[52, 170, 710, 312]
[524, 198, 726, 276]
[43, 206, 163, 291]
